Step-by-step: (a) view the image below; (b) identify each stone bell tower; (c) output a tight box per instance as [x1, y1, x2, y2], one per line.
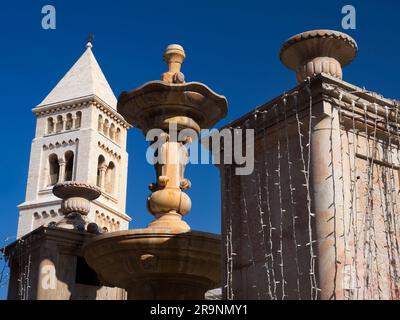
[17, 40, 131, 238]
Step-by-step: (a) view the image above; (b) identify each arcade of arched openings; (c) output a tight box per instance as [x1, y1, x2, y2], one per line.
[47, 151, 75, 186]
[46, 111, 82, 135]
[96, 155, 117, 195]
[98, 114, 121, 144]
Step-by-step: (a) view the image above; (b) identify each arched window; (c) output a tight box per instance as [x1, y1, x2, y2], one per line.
[103, 119, 109, 136]
[98, 115, 103, 131]
[116, 128, 121, 144]
[56, 115, 63, 133]
[105, 161, 115, 194]
[48, 154, 60, 186]
[64, 151, 74, 181]
[75, 111, 82, 129]
[97, 155, 106, 187]
[65, 113, 73, 130]
[110, 123, 115, 140]
[47, 117, 54, 134]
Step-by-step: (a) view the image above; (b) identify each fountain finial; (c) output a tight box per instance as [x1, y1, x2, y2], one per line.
[161, 44, 186, 84]
[280, 29, 358, 83]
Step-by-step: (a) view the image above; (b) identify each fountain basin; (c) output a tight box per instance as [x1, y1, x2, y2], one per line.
[117, 81, 227, 133]
[83, 228, 221, 299]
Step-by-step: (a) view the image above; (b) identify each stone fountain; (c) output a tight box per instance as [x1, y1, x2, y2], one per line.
[83, 44, 227, 299]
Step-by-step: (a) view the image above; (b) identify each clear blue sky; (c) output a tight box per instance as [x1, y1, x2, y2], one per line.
[0, 0, 399, 299]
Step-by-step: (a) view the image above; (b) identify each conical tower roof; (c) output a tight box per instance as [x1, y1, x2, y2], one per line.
[38, 42, 117, 109]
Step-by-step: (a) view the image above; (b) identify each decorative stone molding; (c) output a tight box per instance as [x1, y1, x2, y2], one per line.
[98, 141, 121, 159]
[42, 139, 78, 150]
[94, 210, 121, 233]
[280, 29, 358, 83]
[61, 197, 90, 215]
[34, 101, 88, 115]
[93, 100, 131, 129]
[33, 95, 131, 129]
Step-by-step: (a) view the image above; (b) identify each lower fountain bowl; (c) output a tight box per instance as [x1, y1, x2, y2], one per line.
[83, 228, 221, 300]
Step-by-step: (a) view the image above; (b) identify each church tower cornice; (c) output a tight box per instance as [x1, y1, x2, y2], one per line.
[32, 94, 132, 129]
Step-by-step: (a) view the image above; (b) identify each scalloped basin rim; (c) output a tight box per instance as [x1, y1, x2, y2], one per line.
[118, 80, 228, 104]
[117, 80, 228, 130]
[53, 183, 101, 200]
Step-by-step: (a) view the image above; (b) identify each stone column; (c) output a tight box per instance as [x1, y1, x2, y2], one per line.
[58, 158, 66, 183]
[310, 102, 345, 300]
[280, 29, 358, 300]
[98, 118, 103, 131]
[147, 131, 192, 232]
[104, 123, 110, 137]
[99, 164, 107, 189]
[71, 115, 77, 129]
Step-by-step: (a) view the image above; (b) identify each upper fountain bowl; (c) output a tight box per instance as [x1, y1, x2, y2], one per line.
[117, 81, 228, 134]
[117, 44, 227, 134]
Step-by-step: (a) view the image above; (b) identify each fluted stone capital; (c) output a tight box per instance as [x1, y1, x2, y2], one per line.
[280, 29, 358, 83]
[61, 197, 90, 216]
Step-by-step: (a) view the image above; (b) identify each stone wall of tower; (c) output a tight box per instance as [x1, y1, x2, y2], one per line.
[219, 74, 400, 300]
